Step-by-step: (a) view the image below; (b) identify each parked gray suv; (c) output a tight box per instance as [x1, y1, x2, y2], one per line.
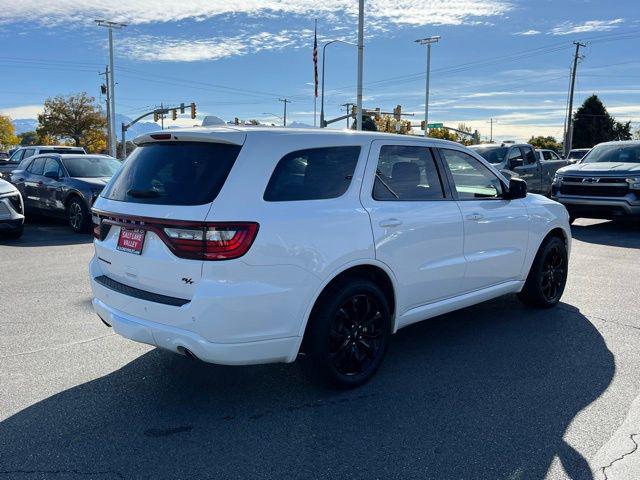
[551, 141, 640, 222]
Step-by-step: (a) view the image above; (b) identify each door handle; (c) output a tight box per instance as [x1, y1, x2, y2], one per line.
[379, 218, 403, 228]
[466, 213, 485, 221]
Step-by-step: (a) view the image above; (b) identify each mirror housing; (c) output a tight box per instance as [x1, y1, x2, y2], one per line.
[504, 177, 527, 200]
[44, 171, 59, 181]
[508, 158, 524, 169]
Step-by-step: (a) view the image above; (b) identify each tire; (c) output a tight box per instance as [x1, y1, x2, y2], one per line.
[67, 197, 90, 233]
[2, 225, 23, 239]
[302, 278, 391, 389]
[518, 236, 568, 308]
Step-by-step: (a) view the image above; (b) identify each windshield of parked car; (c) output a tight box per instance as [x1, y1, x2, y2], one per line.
[567, 150, 588, 160]
[62, 156, 121, 177]
[581, 144, 640, 164]
[470, 146, 508, 164]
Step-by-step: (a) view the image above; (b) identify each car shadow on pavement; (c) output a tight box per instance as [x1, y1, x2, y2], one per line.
[571, 219, 640, 249]
[1, 217, 92, 247]
[0, 296, 613, 480]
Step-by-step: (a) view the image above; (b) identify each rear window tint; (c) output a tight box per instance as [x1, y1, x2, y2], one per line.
[40, 149, 85, 155]
[264, 146, 360, 201]
[29, 157, 45, 175]
[101, 142, 241, 205]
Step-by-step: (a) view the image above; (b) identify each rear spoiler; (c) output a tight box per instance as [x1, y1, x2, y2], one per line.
[133, 129, 246, 146]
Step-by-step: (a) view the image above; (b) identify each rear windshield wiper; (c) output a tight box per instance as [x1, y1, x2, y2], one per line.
[127, 189, 170, 198]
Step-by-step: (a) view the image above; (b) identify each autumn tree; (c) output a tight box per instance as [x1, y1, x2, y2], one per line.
[374, 115, 412, 134]
[37, 93, 107, 151]
[0, 114, 19, 149]
[428, 127, 456, 141]
[528, 135, 562, 152]
[455, 123, 474, 145]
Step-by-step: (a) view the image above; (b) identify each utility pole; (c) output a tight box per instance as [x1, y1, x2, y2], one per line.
[99, 66, 111, 154]
[341, 102, 355, 128]
[95, 20, 127, 158]
[415, 36, 440, 137]
[356, 0, 364, 131]
[487, 118, 497, 142]
[160, 102, 165, 130]
[279, 98, 291, 127]
[564, 41, 586, 156]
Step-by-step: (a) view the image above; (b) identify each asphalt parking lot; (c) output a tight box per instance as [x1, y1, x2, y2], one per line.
[1, 218, 639, 479]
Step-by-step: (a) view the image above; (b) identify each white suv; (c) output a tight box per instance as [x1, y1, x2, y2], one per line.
[90, 127, 571, 387]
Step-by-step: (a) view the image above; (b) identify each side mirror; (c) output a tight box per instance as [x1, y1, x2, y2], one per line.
[44, 171, 59, 180]
[508, 158, 524, 169]
[504, 177, 527, 199]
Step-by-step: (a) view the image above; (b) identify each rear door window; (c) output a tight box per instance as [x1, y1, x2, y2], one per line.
[373, 145, 444, 200]
[101, 142, 242, 205]
[29, 157, 45, 175]
[522, 146, 537, 165]
[264, 146, 360, 201]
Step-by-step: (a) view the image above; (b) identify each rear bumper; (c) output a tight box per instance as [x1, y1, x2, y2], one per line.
[93, 297, 299, 365]
[89, 255, 318, 365]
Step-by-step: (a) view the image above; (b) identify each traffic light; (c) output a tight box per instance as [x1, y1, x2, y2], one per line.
[100, 84, 107, 95]
[180, 103, 185, 114]
[190, 102, 196, 119]
[421, 120, 426, 130]
[153, 111, 159, 122]
[393, 105, 402, 121]
[374, 107, 381, 120]
[171, 109, 177, 121]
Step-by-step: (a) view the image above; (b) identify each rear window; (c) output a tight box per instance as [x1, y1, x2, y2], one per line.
[101, 142, 242, 205]
[40, 149, 85, 155]
[264, 146, 361, 201]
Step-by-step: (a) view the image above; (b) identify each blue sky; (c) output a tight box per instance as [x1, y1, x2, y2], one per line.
[0, 0, 638, 141]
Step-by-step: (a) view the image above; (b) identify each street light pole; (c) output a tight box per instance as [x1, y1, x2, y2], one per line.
[356, 0, 364, 131]
[415, 35, 440, 137]
[95, 20, 127, 158]
[320, 40, 357, 128]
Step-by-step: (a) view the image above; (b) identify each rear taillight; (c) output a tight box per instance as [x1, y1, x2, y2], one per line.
[163, 223, 259, 260]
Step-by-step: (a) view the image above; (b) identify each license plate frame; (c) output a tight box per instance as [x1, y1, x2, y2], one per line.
[116, 227, 146, 255]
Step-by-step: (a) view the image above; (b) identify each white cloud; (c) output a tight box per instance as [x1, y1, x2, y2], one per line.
[0, 104, 43, 119]
[0, 0, 511, 28]
[117, 29, 314, 62]
[549, 18, 624, 36]
[514, 29, 540, 36]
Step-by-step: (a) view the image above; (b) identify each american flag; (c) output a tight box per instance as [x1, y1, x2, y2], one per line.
[313, 23, 318, 98]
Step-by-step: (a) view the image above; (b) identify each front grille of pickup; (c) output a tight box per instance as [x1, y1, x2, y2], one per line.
[94, 275, 190, 307]
[560, 177, 629, 197]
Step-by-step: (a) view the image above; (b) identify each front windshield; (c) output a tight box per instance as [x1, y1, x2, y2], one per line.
[470, 146, 508, 164]
[581, 144, 640, 164]
[61, 156, 120, 178]
[567, 150, 588, 160]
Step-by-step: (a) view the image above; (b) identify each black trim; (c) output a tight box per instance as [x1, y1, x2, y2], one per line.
[94, 275, 190, 307]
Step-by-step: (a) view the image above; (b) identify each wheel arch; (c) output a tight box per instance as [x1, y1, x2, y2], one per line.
[295, 261, 398, 356]
[63, 190, 86, 209]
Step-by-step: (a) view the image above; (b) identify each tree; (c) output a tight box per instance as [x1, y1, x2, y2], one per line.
[572, 95, 632, 147]
[634, 127, 640, 140]
[455, 123, 474, 145]
[373, 115, 412, 134]
[37, 93, 107, 150]
[528, 135, 562, 152]
[0, 114, 19, 148]
[428, 127, 456, 141]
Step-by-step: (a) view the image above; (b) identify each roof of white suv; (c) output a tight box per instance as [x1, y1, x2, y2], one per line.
[133, 126, 465, 148]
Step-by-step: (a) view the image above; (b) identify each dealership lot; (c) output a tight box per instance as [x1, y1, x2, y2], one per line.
[1, 218, 639, 479]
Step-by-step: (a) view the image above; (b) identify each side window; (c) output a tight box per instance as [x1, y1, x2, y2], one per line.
[522, 146, 537, 165]
[440, 149, 503, 200]
[9, 150, 24, 163]
[373, 145, 444, 201]
[551, 151, 560, 160]
[508, 147, 523, 163]
[23, 149, 36, 159]
[29, 157, 45, 175]
[43, 158, 61, 177]
[17, 156, 34, 171]
[542, 151, 552, 161]
[264, 146, 361, 201]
